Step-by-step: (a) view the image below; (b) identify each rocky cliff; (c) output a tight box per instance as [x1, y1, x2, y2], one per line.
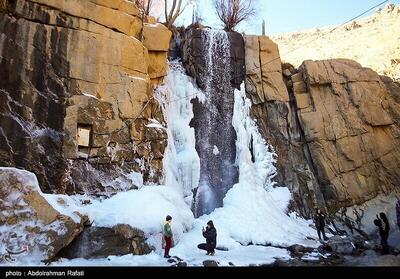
[244, 35, 324, 216]
[244, 35, 400, 216]
[0, 0, 171, 195]
[272, 4, 400, 81]
[1, 0, 399, 238]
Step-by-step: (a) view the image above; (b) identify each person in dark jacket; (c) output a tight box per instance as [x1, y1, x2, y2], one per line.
[396, 199, 400, 230]
[314, 208, 328, 241]
[163, 215, 173, 258]
[197, 220, 217, 255]
[379, 212, 390, 234]
[374, 212, 390, 254]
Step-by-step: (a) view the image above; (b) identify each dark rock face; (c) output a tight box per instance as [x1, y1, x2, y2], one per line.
[0, 1, 169, 194]
[0, 12, 69, 193]
[281, 63, 327, 215]
[182, 28, 245, 216]
[57, 224, 151, 259]
[66, 160, 142, 196]
[182, 29, 245, 90]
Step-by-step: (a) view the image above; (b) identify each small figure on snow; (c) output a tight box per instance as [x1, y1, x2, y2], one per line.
[396, 198, 400, 231]
[163, 215, 173, 258]
[374, 212, 390, 254]
[197, 220, 217, 256]
[314, 208, 328, 241]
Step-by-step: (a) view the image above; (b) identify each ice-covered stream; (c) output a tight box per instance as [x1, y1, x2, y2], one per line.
[190, 30, 239, 216]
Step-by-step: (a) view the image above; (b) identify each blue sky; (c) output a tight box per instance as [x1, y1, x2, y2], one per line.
[176, 0, 400, 35]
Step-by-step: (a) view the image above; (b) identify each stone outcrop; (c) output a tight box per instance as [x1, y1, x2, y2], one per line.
[0, 0, 171, 194]
[294, 59, 400, 210]
[58, 224, 151, 259]
[0, 168, 89, 261]
[245, 35, 289, 103]
[244, 35, 400, 216]
[245, 35, 324, 216]
[143, 23, 172, 85]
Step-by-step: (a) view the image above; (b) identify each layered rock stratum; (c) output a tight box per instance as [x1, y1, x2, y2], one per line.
[244, 35, 400, 215]
[0, 0, 171, 194]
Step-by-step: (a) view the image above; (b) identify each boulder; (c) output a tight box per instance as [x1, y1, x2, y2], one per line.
[288, 244, 314, 256]
[203, 260, 219, 267]
[0, 168, 88, 262]
[143, 23, 172, 52]
[324, 236, 357, 255]
[58, 224, 151, 259]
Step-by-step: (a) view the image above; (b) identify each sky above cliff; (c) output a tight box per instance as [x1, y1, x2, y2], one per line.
[153, 0, 400, 35]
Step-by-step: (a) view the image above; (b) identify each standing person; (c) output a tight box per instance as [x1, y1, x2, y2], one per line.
[163, 215, 173, 258]
[374, 213, 390, 255]
[197, 220, 217, 256]
[380, 212, 390, 254]
[379, 212, 390, 234]
[396, 198, 400, 230]
[314, 208, 328, 241]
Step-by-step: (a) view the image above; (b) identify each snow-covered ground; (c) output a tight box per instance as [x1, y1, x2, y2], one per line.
[53, 246, 290, 267]
[2, 62, 319, 267]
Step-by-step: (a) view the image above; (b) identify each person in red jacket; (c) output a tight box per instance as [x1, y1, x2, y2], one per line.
[163, 215, 173, 258]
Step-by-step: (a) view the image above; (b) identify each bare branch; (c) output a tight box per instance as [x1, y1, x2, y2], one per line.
[164, 0, 196, 29]
[168, 0, 177, 21]
[170, 0, 184, 24]
[165, 0, 169, 23]
[214, 0, 256, 31]
[134, 0, 154, 16]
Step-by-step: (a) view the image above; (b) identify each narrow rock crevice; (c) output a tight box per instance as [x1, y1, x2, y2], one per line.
[285, 68, 328, 215]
